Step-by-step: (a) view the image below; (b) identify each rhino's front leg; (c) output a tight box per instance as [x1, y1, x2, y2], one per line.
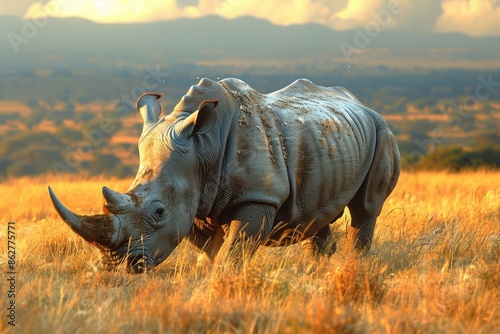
[301, 224, 337, 259]
[215, 220, 260, 268]
[187, 222, 225, 264]
[214, 204, 275, 268]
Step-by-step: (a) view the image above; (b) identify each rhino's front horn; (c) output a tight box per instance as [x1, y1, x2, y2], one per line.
[48, 186, 120, 248]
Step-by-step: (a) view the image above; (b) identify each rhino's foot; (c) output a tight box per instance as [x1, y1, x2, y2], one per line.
[196, 253, 214, 268]
[347, 226, 372, 254]
[301, 224, 337, 261]
[214, 237, 260, 272]
[302, 236, 337, 260]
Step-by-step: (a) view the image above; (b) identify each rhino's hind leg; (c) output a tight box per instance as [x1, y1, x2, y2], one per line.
[302, 225, 337, 259]
[347, 125, 400, 253]
[346, 215, 376, 253]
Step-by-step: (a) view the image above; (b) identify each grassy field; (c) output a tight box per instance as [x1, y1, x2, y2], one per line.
[1, 172, 499, 333]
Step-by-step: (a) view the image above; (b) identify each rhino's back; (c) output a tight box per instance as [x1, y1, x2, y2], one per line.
[267, 78, 361, 106]
[220, 78, 379, 231]
[221, 78, 364, 129]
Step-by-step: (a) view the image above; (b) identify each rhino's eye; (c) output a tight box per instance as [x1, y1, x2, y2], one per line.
[155, 208, 164, 217]
[149, 201, 166, 225]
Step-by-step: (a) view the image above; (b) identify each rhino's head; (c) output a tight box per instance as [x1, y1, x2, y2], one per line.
[49, 85, 222, 273]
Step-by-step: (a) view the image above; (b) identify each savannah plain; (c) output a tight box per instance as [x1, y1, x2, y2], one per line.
[0, 171, 499, 333]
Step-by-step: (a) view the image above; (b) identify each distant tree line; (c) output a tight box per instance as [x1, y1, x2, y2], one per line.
[405, 146, 500, 171]
[0, 106, 135, 178]
[0, 131, 135, 178]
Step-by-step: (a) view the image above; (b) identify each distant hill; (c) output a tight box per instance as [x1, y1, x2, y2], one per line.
[1, 15, 500, 72]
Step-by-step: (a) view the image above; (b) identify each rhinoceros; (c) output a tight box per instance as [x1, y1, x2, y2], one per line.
[48, 78, 400, 273]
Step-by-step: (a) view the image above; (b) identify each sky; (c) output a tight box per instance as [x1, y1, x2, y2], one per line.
[1, 0, 499, 37]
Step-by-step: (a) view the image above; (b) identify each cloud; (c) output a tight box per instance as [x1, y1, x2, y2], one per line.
[23, 0, 185, 23]
[17, 0, 500, 37]
[21, 0, 347, 25]
[331, 0, 386, 29]
[209, 0, 347, 26]
[436, 0, 500, 36]
[0, 0, 44, 16]
[393, 0, 443, 33]
[329, 0, 444, 33]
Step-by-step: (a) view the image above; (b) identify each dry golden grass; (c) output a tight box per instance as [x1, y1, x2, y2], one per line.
[1, 172, 499, 333]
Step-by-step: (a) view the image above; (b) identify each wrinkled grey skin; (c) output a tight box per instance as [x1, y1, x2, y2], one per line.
[48, 78, 400, 273]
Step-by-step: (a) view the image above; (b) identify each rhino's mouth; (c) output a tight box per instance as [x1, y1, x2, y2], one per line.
[100, 240, 155, 274]
[100, 249, 124, 270]
[126, 249, 154, 273]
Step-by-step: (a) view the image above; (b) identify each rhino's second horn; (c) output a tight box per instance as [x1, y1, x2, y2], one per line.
[102, 186, 135, 213]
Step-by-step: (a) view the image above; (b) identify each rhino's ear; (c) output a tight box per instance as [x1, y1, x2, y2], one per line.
[178, 100, 219, 137]
[136, 92, 163, 130]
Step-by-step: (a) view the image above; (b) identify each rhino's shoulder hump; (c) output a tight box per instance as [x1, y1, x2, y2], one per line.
[219, 78, 263, 102]
[219, 78, 260, 95]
